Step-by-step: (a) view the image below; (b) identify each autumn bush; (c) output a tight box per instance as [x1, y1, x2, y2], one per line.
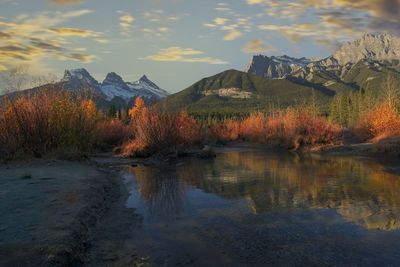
[0, 90, 99, 159]
[277, 109, 343, 149]
[209, 119, 241, 142]
[210, 108, 342, 150]
[353, 102, 400, 142]
[96, 119, 132, 147]
[121, 98, 203, 157]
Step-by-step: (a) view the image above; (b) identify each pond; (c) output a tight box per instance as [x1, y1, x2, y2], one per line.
[123, 149, 400, 266]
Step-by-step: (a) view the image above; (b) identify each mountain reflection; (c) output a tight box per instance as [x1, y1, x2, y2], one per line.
[131, 151, 400, 230]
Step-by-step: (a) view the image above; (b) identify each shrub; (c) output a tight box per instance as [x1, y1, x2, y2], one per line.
[96, 119, 131, 147]
[209, 119, 240, 142]
[0, 89, 99, 159]
[176, 112, 203, 147]
[209, 108, 342, 150]
[121, 100, 202, 157]
[353, 102, 400, 142]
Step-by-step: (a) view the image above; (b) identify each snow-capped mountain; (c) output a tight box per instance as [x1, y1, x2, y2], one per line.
[62, 68, 169, 102]
[244, 55, 311, 78]
[62, 68, 100, 89]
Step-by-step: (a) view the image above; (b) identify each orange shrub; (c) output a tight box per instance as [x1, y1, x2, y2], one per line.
[122, 107, 202, 157]
[176, 112, 203, 146]
[353, 102, 400, 142]
[96, 119, 132, 146]
[0, 90, 99, 158]
[240, 113, 268, 142]
[209, 119, 241, 142]
[209, 108, 342, 150]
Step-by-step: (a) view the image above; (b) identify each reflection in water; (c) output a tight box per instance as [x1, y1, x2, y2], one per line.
[131, 151, 400, 230]
[133, 167, 186, 218]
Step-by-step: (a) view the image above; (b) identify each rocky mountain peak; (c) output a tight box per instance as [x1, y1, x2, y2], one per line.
[333, 33, 400, 65]
[103, 72, 129, 90]
[62, 68, 99, 88]
[244, 54, 310, 78]
[60, 68, 168, 102]
[138, 74, 159, 88]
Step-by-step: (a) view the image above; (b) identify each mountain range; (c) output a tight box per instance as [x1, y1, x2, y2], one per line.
[160, 33, 400, 114]
[2, 33, 400, 114]
[61, 69, 169, 102]
[0, 68, 169, 108]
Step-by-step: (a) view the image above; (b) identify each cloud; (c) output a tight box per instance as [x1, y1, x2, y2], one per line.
[144, 47, 228, 64]
[0, 31, 10, 39]
[258, 22, 358, 43]
[49, 0, 81, 5]
[61, 53, 95, 62]
[214, 17, 229, 25]
[143, 9, 164, 23]
[119, 14, 135, 36]
[49, 27, 102, 37]
[242, 39, 277, 53]
[327, 0, 400, 21]
[142, 9, 185, 25]
[0, 10, 98, 71]
[224, 29, 242, 41]
[203, 3, 253, 41]
[246, 0, 400, 49]
[142, 27, 170, 37]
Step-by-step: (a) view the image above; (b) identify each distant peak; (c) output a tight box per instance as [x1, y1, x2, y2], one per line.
[102, 72, 129, 90]
[104, 72, 124, 82]
[62, 68, 98, 86]
[334, 32, 400, 65]
[139, 74, 150, 82]
[64, 68, 90, 77]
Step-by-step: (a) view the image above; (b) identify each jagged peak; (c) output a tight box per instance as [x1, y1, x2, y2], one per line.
[62, 68, 99, 86]
[103, 72, 126, 85]
[333, 32, 400, 65]
[63, 68, 91, 79]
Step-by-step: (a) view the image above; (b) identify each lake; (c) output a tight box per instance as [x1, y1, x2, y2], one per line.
[122, 149, 400, 266]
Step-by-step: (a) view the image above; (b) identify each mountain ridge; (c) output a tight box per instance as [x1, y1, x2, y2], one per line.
[61, 68, 170, 102]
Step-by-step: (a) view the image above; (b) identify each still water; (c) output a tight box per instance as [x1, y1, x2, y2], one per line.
[123, 150, 400, 266]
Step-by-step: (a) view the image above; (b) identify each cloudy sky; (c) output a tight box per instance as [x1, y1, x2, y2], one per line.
[0, 0, 399, 92]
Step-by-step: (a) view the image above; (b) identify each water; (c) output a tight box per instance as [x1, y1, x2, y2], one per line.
[123, 150, 400, 266]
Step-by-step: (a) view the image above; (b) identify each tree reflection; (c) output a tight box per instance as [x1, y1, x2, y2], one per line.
[132, 166, 186, 219]
[177, 152, 400, 230]
[131, 151, 400, 230]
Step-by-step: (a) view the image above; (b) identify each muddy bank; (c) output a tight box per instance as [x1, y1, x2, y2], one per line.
[0, 158, 120, 266]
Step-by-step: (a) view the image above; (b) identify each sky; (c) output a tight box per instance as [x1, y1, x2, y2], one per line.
[0, 0, 399, 93]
